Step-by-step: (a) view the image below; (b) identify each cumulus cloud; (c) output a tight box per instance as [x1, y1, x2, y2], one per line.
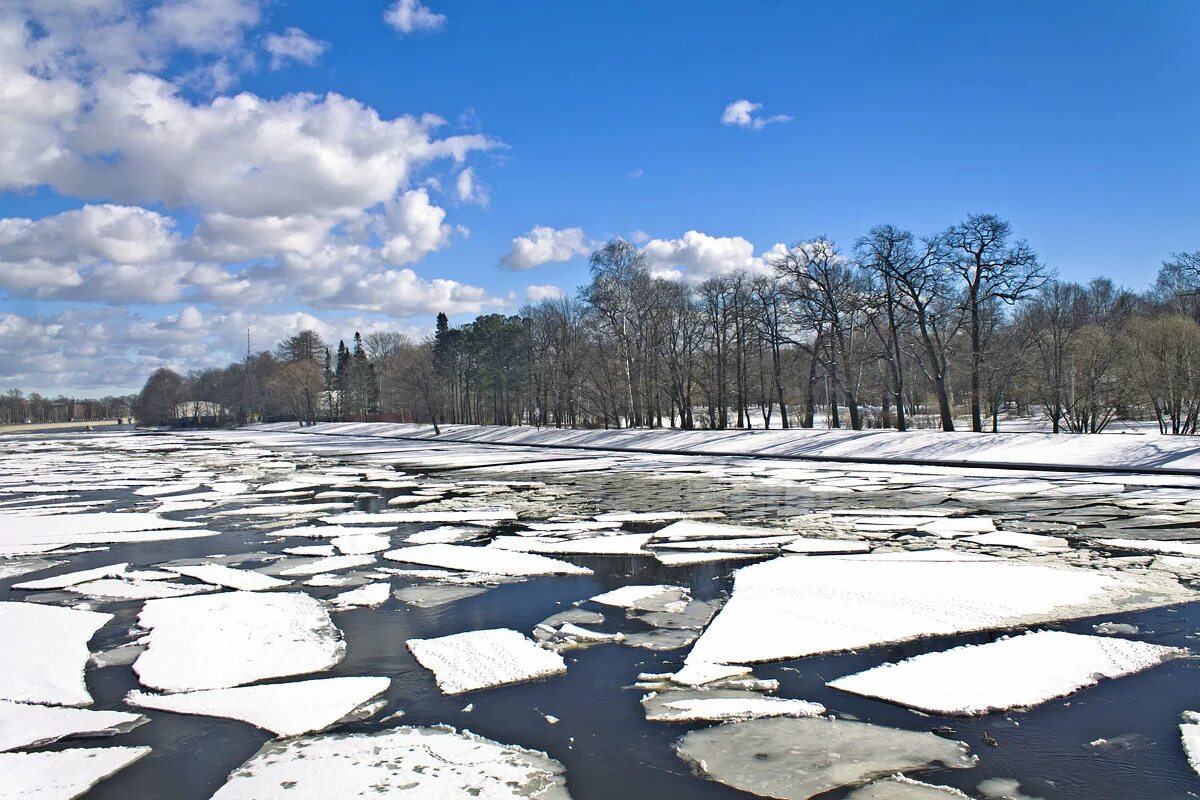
[0, 205, 179, 265]
[500, 226, 591, 270]
[384, 0, 446, 34]
[524, 284, 565, 303]
[263, 27, 328, 70]
[455, 167, 489, 206]
[720, 99, 792, 131]
[641, 231, 785, 283]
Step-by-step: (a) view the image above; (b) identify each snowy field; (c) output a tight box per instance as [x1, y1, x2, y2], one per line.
[2, 427, 1200, 799]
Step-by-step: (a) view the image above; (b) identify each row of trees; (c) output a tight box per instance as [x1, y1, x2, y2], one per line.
[0, 389, 133, 425]
[136, 214, 1200, 435]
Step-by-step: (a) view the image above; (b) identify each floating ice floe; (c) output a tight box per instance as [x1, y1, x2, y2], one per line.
[651, 520, 778, 540]
[13, 563, 130, 590]
[655, 551, 766, 566]
[642, 689, 824, 723]
[208, 726, 570, 799]
[283, 545, 337, 557]
[63, 578, 219, 601]
[685, 552, 1192, 667]
[133, 591, 345, 693]
[828, 631, 1184, 715]
[916, 518, 996, 538]
[0, 512, 212, 557]
[1, 602, 111, 706]
[271, 525, 395, 539]
[331, 533, 391, 554]
[782, 538, 872, 554]
[1181, 711, 1200, 778]
[126, 676, 389, 737]
[962, 531, 1070, 552]
[329, 582, 390, 609]
[164, 564, 290, 591]
[322, 507, 517, 525]
[404, 526, 480, 544]
[654, 535, 800, 553]
[0, 558, 66, 580]
[277, 555, 376, 577]
[216, 502, 355, 517]
[407, 628, 567, 694]
[675, 717, 974, 800]
[0, 701, 146, 752]
[596, 511, 723, 523]
[488, 533, 652, 556]
[846, 774, 972, 799]
[393, 584, 491, 607]
[1093, 538, 1200, 558]
[384, 544, 591, 576]
[0, 746, 151, 800]
[590, 584, 688, 610]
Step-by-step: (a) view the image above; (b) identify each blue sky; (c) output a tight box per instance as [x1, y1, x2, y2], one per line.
[1, 1, 1197, 394]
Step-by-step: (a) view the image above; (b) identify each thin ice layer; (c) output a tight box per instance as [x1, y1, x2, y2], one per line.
[0, 701, 146, 752]
[407, 628, 567, 694]
[384, 544, 591, 576]
[133, 591, 345, 693]
[686, 553, 1191, 666]
[0, 602, 112, 706]
[209, 726, 570, 799]
[829, 631, 1183, 715]
[126, 676, 389, 737]
[846, 775, 972, 799]
[675, 717, 975, 800]
[0, 746, 150, 800]
[642, 690, 825, 723]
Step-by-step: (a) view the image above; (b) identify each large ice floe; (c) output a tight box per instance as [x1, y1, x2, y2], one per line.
[384, 543, 591, 576]
[828, 630, 1184, 715]
[1181, 711, 1200, 778]
[0, 701, 146, 752]
[208, 726, 570, 799]
[0, 512, 213, 557]
[407, 628, 567, 694]
[126, 676, 389, 737]
[684, 552, 1193, 669]
[133, 591, 345, 693]
[0, 746, 151, 800]
[1, 601, 111, 706]
[162, 563, 289, 591]
[675, 717, 975, 800]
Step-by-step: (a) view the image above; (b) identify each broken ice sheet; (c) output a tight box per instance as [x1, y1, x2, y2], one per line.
[846, 774, 972, 799]
[1, 601, 111, 706]
[394, 583, 492, 607]
[407, 628, 567, 694]
[0, 701, 146, 752]
[126, 676, 389, 737]
[675, 717, 975, 800]
[163, 563, 290, 591]
[1181, 711, 1200, 778]
[277, 554, 376, 577]
[384, 543, 591, 576]
[208, 726, 570, 799]
[590, 584, 689, 611]
[328, 582, 390, 609]
[0, 746, 151, 800]
[828, 631, 1185, 715]
[133, 591, 345, 693]
[642, 689, 824, 723]
[685, 552, 1193, 666]
[488, 533, 652, 555]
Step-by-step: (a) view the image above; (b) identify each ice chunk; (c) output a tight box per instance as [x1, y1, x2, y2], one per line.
[829, 631, 1183, 715]
[0, 746, 150, 800]
[0, 701, 146, 752]
[65, 578, 219, 600]
[590, 584, 688, 610]
[655, 551, 766, 566]
[0, 559, 65, 580]
[384, 544, 591, 576]
[654, 535, 801, 553]
[407, 628, 567, 694]
[623, 629, 699, 651]
[963, 531, 1069, 552]
[215, 502, 354, 516]
[669, 661, 752, 687]
[597, 511, 724, 522]
[686, 552, 1192, 666]
[651, 520, 782, 540]
[488, 533, 652, 555]
[164, 564, 289, 591]
[1094, 538, 1200, 558]
[322, 507, 517, 525]
[328, 582, 390, 609]
[405, 526, 480, 544]
[13, 563, 129, 590]
[642, 689, 824, 723]
[0, 602, 111, 706]
[208, 726, 569, 799]
[126, 676, 389, 737]
[675, 717, 974, 800]
[330, 533, 391, 554]
[847, 774, 972, 799]
[917, 518, 996, 537]
[278, 555, 376, 576]
[782, 538, 872, 554]
[133, 591, 345, 693]
[1181, 711, 1200, 778]
[393, 584, 491, 607]
[0, 512, 210, 557]
[283, 545, 337, 556]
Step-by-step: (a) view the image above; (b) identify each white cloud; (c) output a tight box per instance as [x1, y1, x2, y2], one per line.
[525, 284, 565, 303]
[0, 204, 179, 265]
[263, 27, 328, 70]
[641, 231, 785, 283]
[384, 0, 446, 34]
[455, 167, 489, 206]
[721, 99, 792, 131]
[377, 188, 454, 264]
[500, 226, 591, 270]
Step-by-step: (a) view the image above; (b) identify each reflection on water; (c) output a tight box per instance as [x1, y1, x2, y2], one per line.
[2, 433, 1200, 799]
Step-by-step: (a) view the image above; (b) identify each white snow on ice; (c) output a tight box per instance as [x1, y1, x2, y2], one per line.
[407, 628, 567, 694]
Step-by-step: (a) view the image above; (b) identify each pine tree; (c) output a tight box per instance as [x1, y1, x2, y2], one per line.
[322, 347, 334, 420]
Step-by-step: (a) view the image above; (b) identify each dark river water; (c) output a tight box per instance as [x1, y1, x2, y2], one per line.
[3, 431, 1200, 800]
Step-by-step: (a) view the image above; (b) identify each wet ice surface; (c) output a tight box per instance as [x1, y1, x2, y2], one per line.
[3, 429, 1200, 799]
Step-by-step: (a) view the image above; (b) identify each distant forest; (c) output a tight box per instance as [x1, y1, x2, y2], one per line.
[134, 214, 1200, 436]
